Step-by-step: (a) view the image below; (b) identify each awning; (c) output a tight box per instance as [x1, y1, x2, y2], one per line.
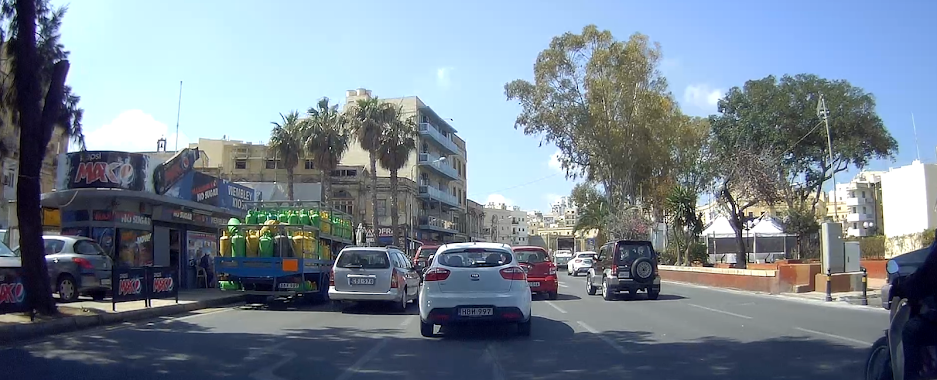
[41, 188, 243, 219]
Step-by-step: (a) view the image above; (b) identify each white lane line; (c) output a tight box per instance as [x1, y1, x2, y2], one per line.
[558, 283, 569, 288]
[544, 301, 567, 314]
[399, 315, 415, 327]
[484, 343, 506, 380]
[248, 342, 296, 380]
[794, 327, 873, 346]
[577, 321, 629, 356]
[688, 303, 753, 320]
[335, 338, 389, 380]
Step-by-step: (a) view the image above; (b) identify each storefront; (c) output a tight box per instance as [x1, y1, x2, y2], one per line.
[42, 150, 255, 290]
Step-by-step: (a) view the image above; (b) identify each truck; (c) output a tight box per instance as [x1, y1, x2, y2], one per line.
[214, 201, 355, 306]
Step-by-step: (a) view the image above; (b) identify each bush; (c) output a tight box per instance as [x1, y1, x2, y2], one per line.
[858, 235, 886, 259]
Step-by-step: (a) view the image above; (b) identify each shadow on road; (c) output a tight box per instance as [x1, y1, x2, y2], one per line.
[337, 301, 420, 315]
[1, 313, 869, 380]
[534, 293, 581, 301]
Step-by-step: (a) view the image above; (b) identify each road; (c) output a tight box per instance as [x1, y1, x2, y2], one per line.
[1, 274, 888, 380]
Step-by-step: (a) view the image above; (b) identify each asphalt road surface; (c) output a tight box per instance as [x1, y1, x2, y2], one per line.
[1, 274, 889, 380]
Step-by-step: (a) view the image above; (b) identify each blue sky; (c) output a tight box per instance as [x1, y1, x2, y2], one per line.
[54, 0, 937, 213]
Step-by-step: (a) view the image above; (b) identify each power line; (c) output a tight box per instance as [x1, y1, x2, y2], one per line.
[469, 173, 563, 199]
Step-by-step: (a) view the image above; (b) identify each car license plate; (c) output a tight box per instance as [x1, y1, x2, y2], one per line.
[458, 307, 493, 317]
[619, 272, 630, 279]
[528, 282, 540, 287]
[100, 279, 111, 286]
[278, 282, 299, 289]
[349, 277, 375, 285]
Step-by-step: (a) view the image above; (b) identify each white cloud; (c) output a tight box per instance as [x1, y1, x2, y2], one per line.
[486, 194, 513, 207]
[436, 67, 454, 88]
[683, 84, 724, 114]
[82, 110, 190, 152]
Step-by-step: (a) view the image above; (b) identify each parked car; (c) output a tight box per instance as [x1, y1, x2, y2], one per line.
[512, 246, 558, 300]
[586, 240, 661, 300]
[567, 251, 597, 276]
[0, 239, 19, 268]
[14, 235, 113, 302]
[328, 246, 421, 311]
[881, 245, 931, 310]
[418, 242, 532, 337]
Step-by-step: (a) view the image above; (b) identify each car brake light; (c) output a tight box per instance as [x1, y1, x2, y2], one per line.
[611, 266, 618, 275]
[72, 257, 93, 270]
[500, 267, 527, 281]
[424, 268, 451, 282]
[329, 268, 335, 287]
[549, 265, 557, 275]
[390, 271, 399, 288]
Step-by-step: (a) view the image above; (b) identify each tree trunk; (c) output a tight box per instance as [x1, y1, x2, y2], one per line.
[369, 153, 379, 246]
[322, 171, 331, 211]
[389, 169, 400, 247]
[286, 168, 295, 201]
[13, 0, 67, 316]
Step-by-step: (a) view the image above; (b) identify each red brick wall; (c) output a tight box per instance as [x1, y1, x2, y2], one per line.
[861, 259, 887, 279]
[660, 268, 780, 294]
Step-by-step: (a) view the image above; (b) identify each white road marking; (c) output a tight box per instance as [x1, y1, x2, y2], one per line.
[172, 308, 233, 321]
[577, 321, 629, 356]
[335, 338, 389, 380]
[248, 342, 296, 380]
[544, 301, 567, 314]
[558, 283, 569, 288]
[483, 343, 506, 380]
[688, 303, 753, 320]
[794, 327, 873, 346]
[399, 315, 415, 327]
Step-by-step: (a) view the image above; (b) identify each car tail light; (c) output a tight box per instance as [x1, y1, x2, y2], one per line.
[424, 268, 451, 282]
[549, 265, 557, 275]
[72, 257, 93, 270]
[500, 267, 527, 281]
[611, 266, 619, 275]
[329, 268, 335, 287]
[390, 271, 399, 288]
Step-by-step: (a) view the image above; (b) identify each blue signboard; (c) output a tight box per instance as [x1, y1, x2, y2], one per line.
[163, 172, 254, 214]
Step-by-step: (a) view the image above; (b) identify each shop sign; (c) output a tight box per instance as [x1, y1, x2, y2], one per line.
[366, 226, 407, 238]
[153, 148, 200, 195]
[191, 173, 219, 204]
[91, 210, 151, 227]
[60, 151, 155, 192]
[168, 209, 193, 222]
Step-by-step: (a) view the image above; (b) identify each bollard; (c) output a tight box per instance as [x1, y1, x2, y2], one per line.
[860, 267, 869, 306]
[825, 270, 833, 302]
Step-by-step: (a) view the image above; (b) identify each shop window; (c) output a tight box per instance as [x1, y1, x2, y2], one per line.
[266, 160, 279, 169]
[304, 160, 315, 170]
[235, 159, 247, 169]
[377, 199, 387, 216]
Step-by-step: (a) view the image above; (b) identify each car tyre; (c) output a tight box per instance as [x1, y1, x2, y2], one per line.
[58, 275, 79, 303]
[864, 336, 891, 380]
[647, 289, 660, 300]
[394, 287, 408, 312]
[517, 316, 532, 337]
[420, 320, 435, 337]
[586, 275, 597, 295]
[602, 279, 615, 301]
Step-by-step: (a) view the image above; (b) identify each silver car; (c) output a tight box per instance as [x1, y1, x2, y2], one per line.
[328, 246, 421, 311]
[15, 235, 113, 302]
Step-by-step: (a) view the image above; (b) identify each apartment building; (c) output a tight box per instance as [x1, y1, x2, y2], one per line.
[483, 203, 530, 245]
[465, 199, 487, 241]
[881, 160, 937, 238]
[825, 171, 885, 237]
[341, 88, 468, 245]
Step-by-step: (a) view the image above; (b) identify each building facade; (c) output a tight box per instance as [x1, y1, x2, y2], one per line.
[483, 203, 530, 245]
[881, 160, 937, 238]
[825, 171, 885, 237]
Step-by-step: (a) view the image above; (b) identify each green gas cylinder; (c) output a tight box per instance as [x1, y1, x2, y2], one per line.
[231, 230, 247, 258]
[288, 210, 300, 225]
[310, 210, 321, 228]
[259, 231, 274, 258]
[299, 209, 311, 226]
[246, 210, 258, 225]
[277, 209, 289, 224]
[256, 211, 267, 224]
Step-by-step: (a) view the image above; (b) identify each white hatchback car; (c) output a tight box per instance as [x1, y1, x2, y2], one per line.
[567, 251, 597, 276]
[418, 242, 533, 337]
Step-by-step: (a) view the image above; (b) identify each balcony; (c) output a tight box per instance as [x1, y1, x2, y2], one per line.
[418, 152, 459, 180]
[419, 123, 461, 156]
[846, 213, 875, 223]
[845, 197, 873, 206]
[418, 185, 461, 208]
[418, 216, 458, 234]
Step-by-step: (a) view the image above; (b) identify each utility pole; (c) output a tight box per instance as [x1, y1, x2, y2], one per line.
[817, 94, 838, 221]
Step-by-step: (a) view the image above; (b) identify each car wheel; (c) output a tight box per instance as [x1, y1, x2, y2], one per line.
[865, 336, 891, 380]
[586, 276, 597, 295]
[58, 275, 79, 303]
[394, 287, 408, 312]
[647, 289, 660, 300]
[602, 279, 614, 301]
[517, 316, 532, 337]
[420, 320, 436, 337]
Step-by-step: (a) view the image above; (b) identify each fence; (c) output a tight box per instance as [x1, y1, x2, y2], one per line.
[112, 266, 179, 311]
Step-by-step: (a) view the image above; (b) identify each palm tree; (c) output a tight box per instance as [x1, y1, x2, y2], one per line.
[346, 97, 384, 241]
[664, 185, 704, 265]
[376, 103, 418, 247]
[268, 111, 304, 200]
[303, 97, 351, 208]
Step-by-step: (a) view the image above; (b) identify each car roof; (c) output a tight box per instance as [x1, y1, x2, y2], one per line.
[43, 235, 92, 242]
[511, 246, 547, 251]
[438, 242, 511, 252]
[339, 246, 398, 254]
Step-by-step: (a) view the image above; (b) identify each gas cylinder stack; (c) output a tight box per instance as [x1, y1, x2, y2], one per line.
[217, 202, 354, 260]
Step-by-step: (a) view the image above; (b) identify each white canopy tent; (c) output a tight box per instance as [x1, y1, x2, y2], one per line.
[702, 215, 795, 264]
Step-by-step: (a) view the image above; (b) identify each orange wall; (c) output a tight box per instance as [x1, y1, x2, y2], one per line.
[862, 259, 887, 279]
[660, 268, 781, 294]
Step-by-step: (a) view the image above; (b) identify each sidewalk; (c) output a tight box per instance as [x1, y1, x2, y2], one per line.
[781, 277, 886, 309]
[0, 289, 243, 345]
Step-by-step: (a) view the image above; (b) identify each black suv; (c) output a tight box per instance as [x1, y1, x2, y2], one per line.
[585, 240, 661, 300]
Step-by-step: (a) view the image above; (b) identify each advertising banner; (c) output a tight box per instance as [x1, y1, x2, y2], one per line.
[118, 230, 153, 267]
[153, 148, 200, 195]
[163, 171, 255, 214]
[111, 266, 147, 307]
[187, 231, 217, 284]
[61, 227, 89, 237]
[222, 181, 255, 212]
[58, 151, 156, 192]
[92, 227, 116, 258]
[148, 266, 178, 301]
[0, 267, 28, 315]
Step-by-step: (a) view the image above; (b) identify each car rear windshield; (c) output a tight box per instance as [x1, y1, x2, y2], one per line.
[438, 248, 513, 268]
[576, 253, 594, 259]
[615, 243, 654, 263]
[337, 250, 391, 269]
[514, 249, 548, 263]
[417, 248, 437, 259]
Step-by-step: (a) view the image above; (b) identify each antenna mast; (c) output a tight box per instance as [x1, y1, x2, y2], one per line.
[911, 113, 922, 161]
[174, 81, 183, 152]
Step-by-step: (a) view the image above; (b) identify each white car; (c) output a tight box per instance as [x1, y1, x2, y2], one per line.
[567, 251, 597, 276]
[418, 242, 533, 337]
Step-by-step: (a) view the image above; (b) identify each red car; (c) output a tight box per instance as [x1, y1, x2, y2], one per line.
[512, 246, 558, 300]
[412, 245, 440, 269]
